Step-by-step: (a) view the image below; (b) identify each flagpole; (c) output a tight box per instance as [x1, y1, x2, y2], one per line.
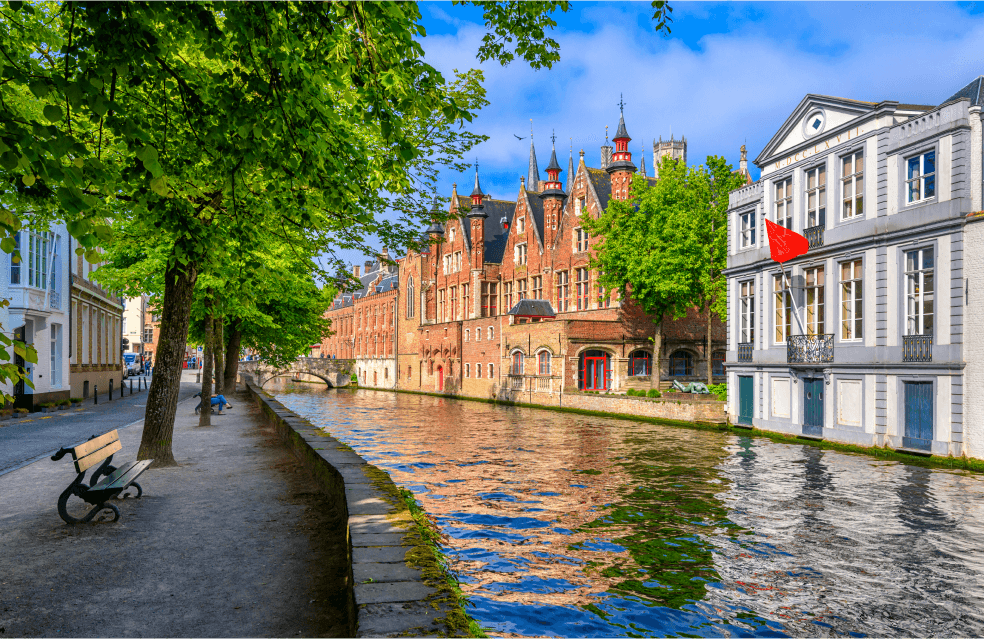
[779, 261, 806, 336]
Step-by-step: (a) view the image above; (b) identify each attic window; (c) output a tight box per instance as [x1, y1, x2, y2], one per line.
[517, 217, 525, 233]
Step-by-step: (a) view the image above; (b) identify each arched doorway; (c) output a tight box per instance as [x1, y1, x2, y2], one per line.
[579, 349, 610, 391]
[437, 366, 444, 391]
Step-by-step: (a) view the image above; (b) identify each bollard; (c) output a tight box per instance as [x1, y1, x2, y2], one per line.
[109, 379, 113, 401]
[196, 372, 201, 384]
[130, 379, 133, 395]
[94, 385, 98, 405]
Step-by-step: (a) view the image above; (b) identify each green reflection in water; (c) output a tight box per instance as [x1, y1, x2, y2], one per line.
[576, 434, 746, 611]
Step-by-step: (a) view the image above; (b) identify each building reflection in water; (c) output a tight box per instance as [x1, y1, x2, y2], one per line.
[272, 382, 984, 638]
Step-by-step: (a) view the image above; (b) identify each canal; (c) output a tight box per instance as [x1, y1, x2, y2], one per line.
[271, 383, 984, 637]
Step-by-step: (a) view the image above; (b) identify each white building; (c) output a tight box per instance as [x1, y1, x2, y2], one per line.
[2, 221, 71, 408]
[122, 295, 147, 356]
[725, 76, 984, 458]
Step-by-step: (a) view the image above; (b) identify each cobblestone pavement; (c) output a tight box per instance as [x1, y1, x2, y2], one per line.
[0, 372, 200, 476]
[0, 390, 351, 637]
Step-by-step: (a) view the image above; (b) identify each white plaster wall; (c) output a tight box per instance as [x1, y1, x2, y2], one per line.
[865, 374, 876, 435]
[355, 357, 398, 389]
[963, 220, 984, 457]
[888, 155, 899, 216]
[937, 375, 952, 444]
[865, 136, 877, 219]
[939, 134, 952, 203]
[887, 246, 899, 347]
[938, 236, 951, 345]
[971, 107, 982, 212]
[865, 247, 877, 347]
[886, 375, 899, 440]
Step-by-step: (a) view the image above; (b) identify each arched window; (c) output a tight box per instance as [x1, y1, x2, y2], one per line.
[628, 349, 652, 376]
[464, 329, 470, 342]
[488, 326, 494, 340]
[538, 351, 551, 375]
[407, 276, 415, 318]
[669, 351, 694, 377]
[512, 351, 524, 375]
[712, 351, 726, 376]
[579, 349, 610, 391]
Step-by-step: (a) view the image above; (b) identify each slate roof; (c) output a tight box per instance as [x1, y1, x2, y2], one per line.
[456, 196, 517, 265]
[586, 168, 613, 209]
[507, 299, 556, 317]
[331, 261, 398, 308]
[525, 192, 545, 248]
[945, 76, 984, 107]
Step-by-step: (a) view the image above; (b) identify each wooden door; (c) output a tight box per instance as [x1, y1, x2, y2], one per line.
[738, 376, 754, 425]
[903, 381, 933, 450]
[803, 378, 824, 436]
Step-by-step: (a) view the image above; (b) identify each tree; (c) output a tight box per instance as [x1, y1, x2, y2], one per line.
[3, 1, 673, 466]
[584, 158, 709, 390]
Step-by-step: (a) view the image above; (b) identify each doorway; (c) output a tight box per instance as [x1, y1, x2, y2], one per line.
[738, 375, 754, 426]
[437, 366, 444, 392]
[579, 350, 610, 391]
[903, 381, 933, 451]
[803, 378, 824, 437]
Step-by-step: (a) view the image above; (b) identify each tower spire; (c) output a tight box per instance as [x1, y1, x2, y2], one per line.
[566, 138, 575, 194]
[639, 141, 647, 178]
[527, 119, 540, 191]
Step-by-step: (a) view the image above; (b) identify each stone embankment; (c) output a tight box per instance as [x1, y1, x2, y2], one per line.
[244, 379, 471, 637]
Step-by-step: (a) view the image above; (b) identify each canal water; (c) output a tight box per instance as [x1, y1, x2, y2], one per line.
[271, 383, 984, 637]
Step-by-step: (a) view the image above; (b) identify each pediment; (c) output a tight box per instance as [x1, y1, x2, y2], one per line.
[756, 95, 878, 165]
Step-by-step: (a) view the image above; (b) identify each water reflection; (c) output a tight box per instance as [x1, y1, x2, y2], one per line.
[271, 383, 984, 637]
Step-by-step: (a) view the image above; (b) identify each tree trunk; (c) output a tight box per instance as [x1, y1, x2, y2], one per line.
[650, 317, 662, 391]
[213, 315, 225, 396]
[138, 261, 198, 467]
[707, 300, 714, 386]
[199, 299, 214, 428]
[224, 320, 242, 392]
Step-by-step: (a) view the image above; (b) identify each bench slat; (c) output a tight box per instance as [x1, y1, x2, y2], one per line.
[75, 440, 122, 473]
[73, 430, 120, 458]
[91, 459, 152, 494]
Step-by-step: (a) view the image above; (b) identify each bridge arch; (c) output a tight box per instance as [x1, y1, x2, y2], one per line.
[258, 372, 335, 388]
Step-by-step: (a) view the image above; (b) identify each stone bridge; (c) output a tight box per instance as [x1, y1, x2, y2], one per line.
[239, 358, 354, 388]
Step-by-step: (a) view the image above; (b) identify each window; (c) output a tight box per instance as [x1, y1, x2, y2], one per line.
[805, 266, 824, 337]
[629, 349, 651, 376]
[840, 149, 864, 219]
[575, 268, 589, 310]
[475, 326, 481, 342]
[144, 328, 154, 344]
[840, 259, 863, 340]
[449, 228, 455, 243]
[556, 271, 569, 312]
[476, 363, 482, 378]
[450, 286, 458, 320]
[512, 351, 523, 375]
[407, 276, 415, 317]
[739, 209, 756, 249]
[482, 282, 497, 317]
[906, 150, 935, 204]
[454, 251, 462, 272]
[517, 217, 525, 233]
[712, 351, 726, 376]
[906, 247, 934, 336]
[437, 289, 445, 321]
[462, 284, 469, 318]
[532, 276, 542, 299]
[465, 363, 470, 378]
[669, 351, 693, 376]
[443, 254, 451, 275]
[774, 275, 792, 343]
[465, 329, 470, 342]
[488, 326, 494, 340]
[518, 279, 527, 301]
[515, 243, 527, 265]
[579, 350, 610, 390]
[503, 281, 513, 312]
[81, 304, 89, 364]
[806, 165, 826, 228]
[597, 284, 610, 308]
[538, 351, 551, 375]
[577, 197, 586, 216]
[9, 231, 20, 284]
[774, 178, 792, 229]
[489, 363, 494, 378]
[575, 228, 589, 252]
[50, 323, 62, 387]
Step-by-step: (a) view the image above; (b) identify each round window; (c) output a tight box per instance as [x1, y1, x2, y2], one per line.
[803, 108, 826, 138]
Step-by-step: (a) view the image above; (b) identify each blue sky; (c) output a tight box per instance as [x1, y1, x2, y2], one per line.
[339, 1, 984, 266]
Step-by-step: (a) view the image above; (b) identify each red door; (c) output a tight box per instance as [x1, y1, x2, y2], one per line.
[437, 367, 444, 391]
[579, 350, 610, 391]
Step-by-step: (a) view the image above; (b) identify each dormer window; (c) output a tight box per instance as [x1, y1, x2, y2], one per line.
[449, 228, 456, 243]
[517, 217, 525, 233]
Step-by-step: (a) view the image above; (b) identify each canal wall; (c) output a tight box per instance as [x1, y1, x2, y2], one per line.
[240, 377, 473, 637]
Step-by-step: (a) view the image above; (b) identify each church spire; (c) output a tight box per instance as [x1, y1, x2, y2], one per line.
[527, 119, 540, 191]
[566, 138, 574, 194]
[639, 141, 647, 178]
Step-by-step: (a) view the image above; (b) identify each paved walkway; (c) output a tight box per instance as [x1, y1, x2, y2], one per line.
[0, 373, 199, 476]
[0, 390, 351, 637]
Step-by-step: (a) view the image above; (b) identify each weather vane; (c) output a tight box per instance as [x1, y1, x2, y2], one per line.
[618, 93, 625, 114]
[551, 129, 556, 145]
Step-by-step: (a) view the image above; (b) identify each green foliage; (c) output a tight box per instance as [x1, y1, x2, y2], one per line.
[647, 389, 661, 399]
[708, 383, 727, 402]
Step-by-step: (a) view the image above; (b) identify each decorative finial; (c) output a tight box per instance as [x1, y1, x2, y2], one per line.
[551, 129, 556, 145]
[618, 93, 626, 114]
[475, 158, 479, 172]
[530, 119, 533, 138]
[605, 125, 609, 144]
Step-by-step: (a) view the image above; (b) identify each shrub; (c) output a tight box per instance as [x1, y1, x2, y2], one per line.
[58, 399, 71, 406]
[38, 402, 54, 408]
[646, 389, 661, 398]
[15, 408, 28, 414]
[708, 383, 728, 401]
[625, 389, 639, 397]
[70, 397, 83, 403]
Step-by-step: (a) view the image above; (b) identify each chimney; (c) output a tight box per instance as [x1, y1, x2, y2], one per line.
[740, 144, 748, 176]
[354, 265, 361, 277]
[600, 125, 612, 169]
[364, 260, 373, 272]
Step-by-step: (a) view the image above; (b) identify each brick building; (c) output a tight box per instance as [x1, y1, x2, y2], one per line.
[322, 108, 727, 399]
[70, 247, 124, 399]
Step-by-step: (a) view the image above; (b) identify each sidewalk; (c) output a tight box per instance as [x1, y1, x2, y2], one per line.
[0, 391, 352, 637]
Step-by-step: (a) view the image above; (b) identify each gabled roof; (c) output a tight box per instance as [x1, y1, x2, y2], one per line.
[507, 299, 555, 317]
[586, 168, 612, 210]
[456, 195, 516, 264]
[945, 76, 984, 107]
[522, 189, 545, 251]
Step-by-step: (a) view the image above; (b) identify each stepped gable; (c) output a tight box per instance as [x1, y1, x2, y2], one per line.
[456, 195, 517, 263]
[945, 75, 984, 107]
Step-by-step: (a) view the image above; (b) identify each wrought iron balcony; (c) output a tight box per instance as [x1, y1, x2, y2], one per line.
[787, 334, 834, 364]
[49, 290, 60, 309]
[902, 334, 933, 362]
[737, 342, 753, 363]
[804, 225, 824, 249]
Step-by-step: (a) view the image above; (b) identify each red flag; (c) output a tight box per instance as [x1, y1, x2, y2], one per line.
[765, 219, 809, 263]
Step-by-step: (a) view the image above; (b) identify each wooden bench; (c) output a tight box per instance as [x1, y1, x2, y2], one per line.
[50, 430, 152, 524]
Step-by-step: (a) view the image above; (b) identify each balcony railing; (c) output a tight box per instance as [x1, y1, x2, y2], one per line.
[804, 225, 824, 249]
[902, 334, 933, 362]
[787, 334, 834, 364]
[49, 290, 60, 309]
[737, 342, 753, 363]
[509, 375, 524, 390]
[535, 376, 552, 392]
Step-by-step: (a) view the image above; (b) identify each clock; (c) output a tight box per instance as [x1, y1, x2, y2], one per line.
[803, 108, 826, 138]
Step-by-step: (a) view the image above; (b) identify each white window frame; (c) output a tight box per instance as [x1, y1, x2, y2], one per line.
[739, 210, 756, 249]
[905, 247, 934, 336]
[806, 164, 826, 228]
[774, 275, 792, 343]
[739, 280, 755, 343]
[774, 177, 792, 229]
[804, 265, 825, 337]
[906, 150, 936, 204]
[839, 259, 863, 341]
[841, 149, 863, 220]
[515, 243, 527, 265]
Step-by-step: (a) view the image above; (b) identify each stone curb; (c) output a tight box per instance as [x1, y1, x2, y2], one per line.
[242, 379, 448, 638]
